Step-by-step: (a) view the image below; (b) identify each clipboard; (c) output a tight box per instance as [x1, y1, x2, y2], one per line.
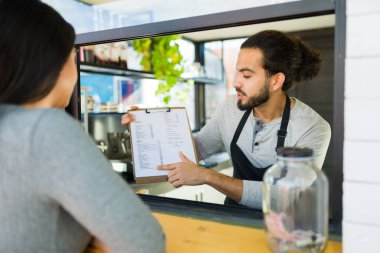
[128, 107, 198, 184]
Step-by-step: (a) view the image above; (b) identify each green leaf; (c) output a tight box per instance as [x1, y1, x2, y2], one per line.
[166, 75, 177, 86]
[163, 95, 171, 104]
[133, 35, 186, 104]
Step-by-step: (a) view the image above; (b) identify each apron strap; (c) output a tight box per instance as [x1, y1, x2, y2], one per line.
[231, 109, 251, 144]
[276, 95, 291, 148]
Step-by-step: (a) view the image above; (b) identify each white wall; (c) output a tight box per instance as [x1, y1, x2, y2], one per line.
[344, 0, 380, 252]
[42, 0, 94, 33]
[98, 0, 297, 22]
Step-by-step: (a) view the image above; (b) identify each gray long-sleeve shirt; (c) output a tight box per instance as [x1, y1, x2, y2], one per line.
[0, 105, 165, 253]
[194, 95, 331, 209]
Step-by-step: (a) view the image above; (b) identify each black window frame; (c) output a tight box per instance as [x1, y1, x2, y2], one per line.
[70, 0, 344, 234]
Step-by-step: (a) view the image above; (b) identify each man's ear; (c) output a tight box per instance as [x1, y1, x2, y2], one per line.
[271, 73, 285, 91]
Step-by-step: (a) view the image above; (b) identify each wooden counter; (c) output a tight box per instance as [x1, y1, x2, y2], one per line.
[153, 212, 341, 253]
[85, 211, 342, 253]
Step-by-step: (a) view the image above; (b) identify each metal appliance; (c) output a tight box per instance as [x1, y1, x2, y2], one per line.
[85, 113, 133, 180]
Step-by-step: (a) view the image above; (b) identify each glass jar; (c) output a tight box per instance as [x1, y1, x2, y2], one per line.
[262, 147, 329, 253]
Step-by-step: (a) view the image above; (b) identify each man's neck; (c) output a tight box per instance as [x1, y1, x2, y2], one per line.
[252, 92, 287, 123]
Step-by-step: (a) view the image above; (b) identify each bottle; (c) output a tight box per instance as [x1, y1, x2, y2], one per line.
[262, 147, 329, 253]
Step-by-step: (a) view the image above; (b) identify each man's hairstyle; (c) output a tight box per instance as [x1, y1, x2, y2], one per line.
[241, 30, 321, 91]
[0, 0, 75, 104]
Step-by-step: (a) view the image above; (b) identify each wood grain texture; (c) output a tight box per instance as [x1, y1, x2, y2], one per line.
[85, 212, 342, 253]
[153, 212, 342, 253]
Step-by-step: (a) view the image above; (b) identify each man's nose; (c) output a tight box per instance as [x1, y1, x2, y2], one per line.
[232, 72, 240, 88]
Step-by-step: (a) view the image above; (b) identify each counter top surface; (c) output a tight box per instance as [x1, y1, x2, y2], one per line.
[85, 211, 342, 253]
[153, 212, 342, 253]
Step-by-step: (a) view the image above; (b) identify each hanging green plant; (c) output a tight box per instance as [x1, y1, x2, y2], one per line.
[133, 35, 186, 104]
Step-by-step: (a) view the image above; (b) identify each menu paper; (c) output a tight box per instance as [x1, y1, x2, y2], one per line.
[129, 107, 198, 183]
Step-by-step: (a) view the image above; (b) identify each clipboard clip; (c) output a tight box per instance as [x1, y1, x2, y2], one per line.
[145, 108, 171, 114]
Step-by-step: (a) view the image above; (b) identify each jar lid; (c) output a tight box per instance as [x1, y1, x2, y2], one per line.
[276, 147, 313, 157]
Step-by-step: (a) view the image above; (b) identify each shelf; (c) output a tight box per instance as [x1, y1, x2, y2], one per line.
[188, 77, 223, 84]
[79, 62, 155, 80]
[80, 62, 223, 84]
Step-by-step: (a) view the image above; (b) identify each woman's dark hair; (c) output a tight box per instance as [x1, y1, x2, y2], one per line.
[241, 30, 321, 91]
[0, 0, 75, 104]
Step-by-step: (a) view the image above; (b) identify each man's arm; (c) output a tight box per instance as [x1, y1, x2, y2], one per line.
[295, 119, 331, 169]
[204, 169, 243, 203]
[158, 152, 243, 203]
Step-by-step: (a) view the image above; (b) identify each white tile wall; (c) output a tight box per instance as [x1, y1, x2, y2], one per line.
[345, 58, 380, 99]
[344, 141, 380, 183]
[346, 13, 380, 58]
[345, 1, 380, 252]
[343, 182, 380, 225]
[347, 0, 380, 15]
[343, 222, 380, 253]
[345, 99, 380, 141]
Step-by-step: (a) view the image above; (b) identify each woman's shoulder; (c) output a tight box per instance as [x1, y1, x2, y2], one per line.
[35, 108, 78, 128]
[32, 109, 86, 145]
[0, 105, 74, 132]
[0, 106, 84, 142]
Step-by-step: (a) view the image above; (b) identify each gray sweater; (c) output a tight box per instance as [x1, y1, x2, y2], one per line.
[0, 105, 165, 253]
[194, 95, 331, 209]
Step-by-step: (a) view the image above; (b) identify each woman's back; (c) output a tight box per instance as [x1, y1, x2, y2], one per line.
[0, 105, 165, 253]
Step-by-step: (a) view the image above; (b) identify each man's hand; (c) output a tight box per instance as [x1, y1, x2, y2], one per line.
[159, 152, 244, 203]
[121, 106, 139, 125]
[158, 152, 207, 187]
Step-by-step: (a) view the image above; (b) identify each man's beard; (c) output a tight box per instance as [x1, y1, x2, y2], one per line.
[237, 79, 270, 110]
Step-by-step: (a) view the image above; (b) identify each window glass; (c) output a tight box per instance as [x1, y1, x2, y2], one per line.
[204, 41, 225, 121]
[42, 0, 299, 34]
[80, 73, 195, 127]
[222, 38, 247, 96]
[204, 39, 247, 122]
[178, 40, 196, 79]
[73, 15, 336, 213]
[79, 38, 196, 129]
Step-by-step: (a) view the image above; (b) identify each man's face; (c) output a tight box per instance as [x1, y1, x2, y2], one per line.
[233, 48, 271, 110]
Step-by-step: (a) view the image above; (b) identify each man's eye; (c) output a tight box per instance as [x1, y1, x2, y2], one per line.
[243, 75, 251, 79]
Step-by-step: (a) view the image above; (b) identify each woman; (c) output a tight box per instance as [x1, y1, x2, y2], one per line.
[0, 1, 165, 252]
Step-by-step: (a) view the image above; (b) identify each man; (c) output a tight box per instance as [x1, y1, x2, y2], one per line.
[122, 30, 331, 209]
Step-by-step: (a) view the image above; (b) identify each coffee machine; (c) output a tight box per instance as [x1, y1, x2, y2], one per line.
[86, 113, 133, 180]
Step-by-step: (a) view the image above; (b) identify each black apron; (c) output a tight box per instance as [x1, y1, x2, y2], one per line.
[224, 95, 291, 206]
